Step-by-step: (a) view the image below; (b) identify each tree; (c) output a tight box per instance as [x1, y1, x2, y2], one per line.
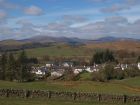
[124, 66, 140, 78]
[102, 64, 115, 80]
[91, 49, 115, 65]
[6, 53, 16, 81]
[137, 56, 140, 62]
[0, 53, 8, 80]
[17, 50, 33, 82]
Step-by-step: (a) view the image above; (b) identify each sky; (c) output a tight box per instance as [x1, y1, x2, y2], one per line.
[0, 0, 140, 40]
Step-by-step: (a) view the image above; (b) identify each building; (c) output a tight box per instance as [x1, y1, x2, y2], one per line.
[138, 62, 140, 70]
[62, 61, 73, 67]
[46, 62, 54, 67]
[31, 66, 48, 78]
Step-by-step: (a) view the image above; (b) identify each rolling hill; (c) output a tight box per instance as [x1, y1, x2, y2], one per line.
[0, 36, 140, 53]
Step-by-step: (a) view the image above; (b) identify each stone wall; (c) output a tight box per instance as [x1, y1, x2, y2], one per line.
[0, 89, 139, 103]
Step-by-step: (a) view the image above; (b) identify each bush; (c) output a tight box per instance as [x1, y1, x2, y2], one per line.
[124, 66, 140, 78]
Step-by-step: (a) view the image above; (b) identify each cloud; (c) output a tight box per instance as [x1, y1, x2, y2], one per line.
[0, 0, 19, 9]
[0, 10, 7, 19]
[101, 4, 130, 13]
[125, 0, 140, 6]
[24, 5, 44, 16]
[105, 16, 128, 24]
[100, 0, 140, 13]
[62, 15, 87, 23]
[0, 10, 7, 25]
[35, 16, 140, 39]
[16, 19, 34, 26]
[0, 15, 140, 40]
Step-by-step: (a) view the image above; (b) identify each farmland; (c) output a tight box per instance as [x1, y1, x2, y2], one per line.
[13, 41, 139, 58]
[0, 98, 140, 105]
[0, 77, 140, 95]
[0, 77, 140, 105]
[23, 45, 93, 58]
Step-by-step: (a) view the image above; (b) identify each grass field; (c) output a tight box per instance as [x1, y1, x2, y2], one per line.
[0, 98, 139, 105]
[0, 77, 140, 95]
[0, 77, 140, 105]
[78, 72, 93, 80]
[15, 41, 139, 58]
[22, 45, 93, 58]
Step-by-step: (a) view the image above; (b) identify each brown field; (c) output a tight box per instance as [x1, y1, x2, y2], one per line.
[85, 41, 140, 52]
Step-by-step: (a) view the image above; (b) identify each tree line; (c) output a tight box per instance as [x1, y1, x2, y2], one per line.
[90, 49, 115, 65]
[0, 51, 37, 82]
[90, 49, 140, 82]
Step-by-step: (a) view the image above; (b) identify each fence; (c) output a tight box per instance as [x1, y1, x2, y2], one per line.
[0, 89, 139, 103]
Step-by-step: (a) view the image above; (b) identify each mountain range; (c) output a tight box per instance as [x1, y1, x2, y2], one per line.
[20, 36, 140, 43]
[0, 36, 140, 45]
[0, 36, 139, 52]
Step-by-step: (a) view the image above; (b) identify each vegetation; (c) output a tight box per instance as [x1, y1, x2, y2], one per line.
[90, 49, 115, 64]
[0, 77, 140, 95]
[0, 98, 139, 105]
[92, 64, 140, 82]
[0, 51, 36, 82]
[23, 45, 92, 57]
[137, 56, 140, 62]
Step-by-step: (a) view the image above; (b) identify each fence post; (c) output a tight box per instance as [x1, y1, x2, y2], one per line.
[98, 94, 101, 102]
[26, 90, 32, 98]
[6, 89, 9, 97]
[48, 91, 51, 99]
[123, 95, 127, 103]
[73, 92, 77, 100]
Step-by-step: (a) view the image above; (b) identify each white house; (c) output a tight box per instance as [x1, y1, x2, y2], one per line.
[138, 62, 140, 70]
[73, 68, 84, 74]
[85, 66, 99, 72]
[62, 62, 73, 67]
[35, 69, 46, 75]
[85, 67, 93, 73]
[31, 66, 48, 78]
[46, 62, 54, 67]
[51, 71, 63, 77]
[120, 64, 128, 70]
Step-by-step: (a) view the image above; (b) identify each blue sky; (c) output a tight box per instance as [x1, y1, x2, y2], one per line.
[0, 0, 140, 40]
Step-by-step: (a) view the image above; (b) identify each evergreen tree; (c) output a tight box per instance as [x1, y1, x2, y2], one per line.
[17, 50, 33, 82]
[0, 53, 8, 80]
[137, 56, 140, 62]
[6, 53, 16, 81]
[0, 55, 2, 79]
[91, 49, 115, 65]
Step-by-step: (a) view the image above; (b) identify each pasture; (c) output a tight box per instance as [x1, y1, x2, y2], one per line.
[0, 77, 140, 95]
[0, 98, 140, 105]
[23, 45, 93, 58]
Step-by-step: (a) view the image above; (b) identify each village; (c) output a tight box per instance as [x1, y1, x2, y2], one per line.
[31, 61, 140, 79]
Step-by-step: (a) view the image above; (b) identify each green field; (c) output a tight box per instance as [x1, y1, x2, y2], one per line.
[20, 45, 93, 58]
[0, 77, 140, 105]
[0, 98, 139, 105]
[0, 77, 140, 95]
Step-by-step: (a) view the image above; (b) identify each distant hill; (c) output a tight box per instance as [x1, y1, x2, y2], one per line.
[22, 36, 140, 43]
[91, 36, 140, 43]
[1, 36, 139, 45]
[0, 36, 139, 52]
[85, 40, 140, 52]
[0, 39, 25, 46]
[21, 36, 91, 45]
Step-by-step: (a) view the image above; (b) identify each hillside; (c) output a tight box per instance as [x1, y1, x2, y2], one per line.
[0, 39, 25, 46]
[85, 40, 140, 52]
[0, 77, 139, 95]
[18, 40, 140, 58]
[0, 36, 140, 56]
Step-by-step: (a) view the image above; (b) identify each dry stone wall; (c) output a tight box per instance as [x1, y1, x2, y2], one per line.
[0, 89, 139, 104]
